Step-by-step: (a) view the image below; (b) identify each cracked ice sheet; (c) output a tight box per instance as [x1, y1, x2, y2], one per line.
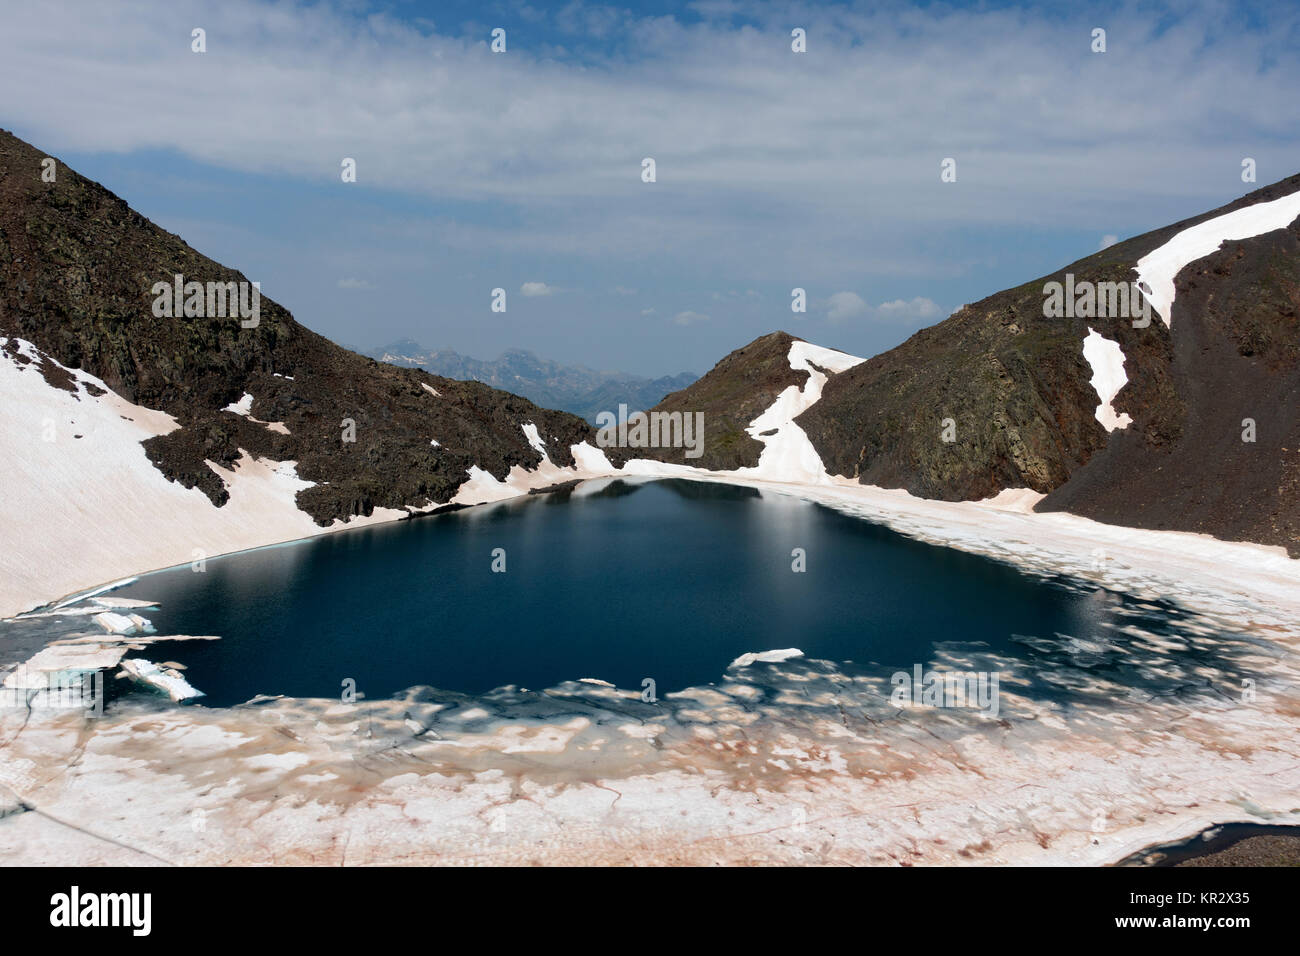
[1, 604, 1298, 867]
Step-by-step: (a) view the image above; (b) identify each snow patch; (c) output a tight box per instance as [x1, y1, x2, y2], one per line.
[733, 340, 866, 484]
[1081, 328, 1133, 431]
[220, 391, 288, 433]
[222, 392, 254, 416]
[521, 422, 547, 456]
[1136, 187, 1300, 327]
[572, 442, 616, 473]
[978, 488, 1047, 513]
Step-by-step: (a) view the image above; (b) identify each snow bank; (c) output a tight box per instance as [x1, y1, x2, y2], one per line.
[450, 430, 614, 506]
[977, 487, 1047, 513]
[732, 340, 866, 485]
[1136, 187, 1300, 327]
[0, 340, 416, 617]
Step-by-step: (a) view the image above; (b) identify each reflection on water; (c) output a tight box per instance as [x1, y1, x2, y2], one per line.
[66, 479, 1275, 711]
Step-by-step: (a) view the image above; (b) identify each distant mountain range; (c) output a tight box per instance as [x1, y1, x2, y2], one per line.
[367, 340, 697, 424]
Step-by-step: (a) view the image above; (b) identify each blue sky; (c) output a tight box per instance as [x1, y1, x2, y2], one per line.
[2, 0, 1298, 376]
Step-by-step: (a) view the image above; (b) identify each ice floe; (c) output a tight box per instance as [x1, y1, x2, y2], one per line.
[118, 658, 204, 702]
[2, 642, 128, 689]
[730, 648, 804, 668]
[92, 611, 153, 636]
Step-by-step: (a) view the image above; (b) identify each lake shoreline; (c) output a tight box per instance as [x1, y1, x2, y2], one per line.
[3, 472, 1297, 867]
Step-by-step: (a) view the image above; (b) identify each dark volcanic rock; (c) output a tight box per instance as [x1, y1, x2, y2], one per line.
[0, 129, 593, 522]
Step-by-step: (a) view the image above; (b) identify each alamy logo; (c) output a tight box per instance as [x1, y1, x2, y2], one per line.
[595, 404, 705, 459]
[1042, 273, 1151, 328]
[151, 274, 260, 328]
[890, 664, 1000, 717]
[0, 670, 102, 717]
[50, 886, 151, 936]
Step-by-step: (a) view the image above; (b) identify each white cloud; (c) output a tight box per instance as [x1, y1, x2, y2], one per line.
[336, 278, 372, 290]
[672, 310, 709, 326]
[827, 292, 868, 322]
[3, 0, 1298, 304]
[1099, 234, 1119, 250]
[520, 281, 554, 297]
[1, 0, 1294, 287]
[640, 307, 656, 315]
[827, 293, 943, 324]
[874, 297, 943, 322]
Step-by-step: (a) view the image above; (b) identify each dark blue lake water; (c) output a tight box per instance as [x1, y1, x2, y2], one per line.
[115, 479, 1254, 708]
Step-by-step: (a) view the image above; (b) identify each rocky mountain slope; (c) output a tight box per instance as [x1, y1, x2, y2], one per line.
[1038, 214, 1300, 549]
[604, 331, 813, 470]
[630, 177, 1300, 555]
[0, 129, 593, 525]
[0, 128, 609, 615]
[369, 339, 696, 424]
